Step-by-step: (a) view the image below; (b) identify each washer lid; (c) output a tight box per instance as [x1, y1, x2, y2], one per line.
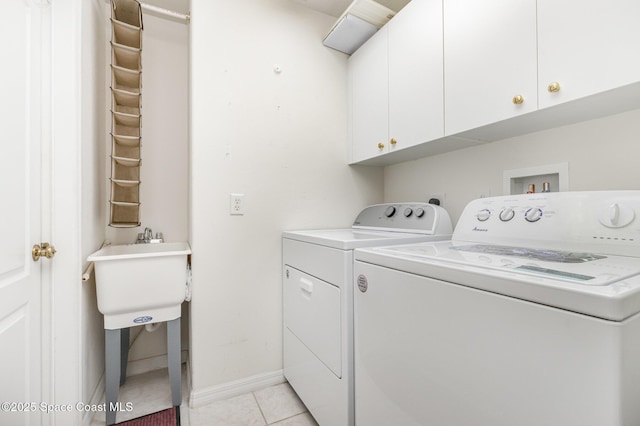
[355, 241, 640, 321]
[383, 242, 640, 286]
[282, 228, 449, 250]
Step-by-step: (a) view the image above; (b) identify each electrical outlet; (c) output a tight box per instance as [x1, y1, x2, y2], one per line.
[230, 193, 245, 215]
[427, 192, 446, 208]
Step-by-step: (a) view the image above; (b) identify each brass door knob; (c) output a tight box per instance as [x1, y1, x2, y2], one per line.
[512, 95, 524, 105]
[548, 82, 561, 93]
[377, 142, 385, 149]
[390, 138, 397, 145]
[32, 242, 56, 262]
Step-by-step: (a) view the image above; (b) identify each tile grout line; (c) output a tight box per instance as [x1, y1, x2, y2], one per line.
[251, 391, 269, 425]
[273, 411, 312, 425]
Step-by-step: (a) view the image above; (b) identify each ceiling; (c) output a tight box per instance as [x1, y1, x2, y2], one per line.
[140, 0, 411, 19]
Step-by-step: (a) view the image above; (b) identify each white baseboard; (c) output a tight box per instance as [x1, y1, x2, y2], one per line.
[189, 370, 286, 409]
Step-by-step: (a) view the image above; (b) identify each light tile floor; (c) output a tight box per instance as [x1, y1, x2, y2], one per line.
[90, 366, 318, 426]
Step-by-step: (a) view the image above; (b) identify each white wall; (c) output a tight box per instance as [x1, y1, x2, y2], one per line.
[190, 0, 383, 398]
[384, 108, 640, 223]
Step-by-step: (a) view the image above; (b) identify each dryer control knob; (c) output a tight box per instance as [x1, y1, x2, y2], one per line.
[499, 208, 515, 222]
[404, 208, 413, 217]
[384, 206, 396, 217]
[525, 208, 543, 222]
[477, 209, 491, 222]
[415, 208, 425, 218]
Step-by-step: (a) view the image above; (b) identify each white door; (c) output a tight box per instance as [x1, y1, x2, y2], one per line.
[0, 2, 48, 424]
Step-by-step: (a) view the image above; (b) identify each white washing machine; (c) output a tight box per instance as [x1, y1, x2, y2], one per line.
[283, 203, 453, 426]
[354, 191, 640, 426]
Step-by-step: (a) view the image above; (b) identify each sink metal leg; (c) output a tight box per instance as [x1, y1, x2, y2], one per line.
[105, 327, 130, 426]
[120, 327, 130, 385]
[105, 328, 121, 426]
[167, 318, 182, 407]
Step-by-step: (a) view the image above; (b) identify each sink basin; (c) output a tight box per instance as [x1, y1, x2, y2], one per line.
[87, 242, 191, 329]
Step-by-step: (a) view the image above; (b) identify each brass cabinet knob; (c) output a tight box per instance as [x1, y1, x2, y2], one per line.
[390, 138, 397, 145]
[32, 242, 56, 262]
[512, 95, 524, 105]
[548, 82, 561, 93]
[377, 142, 385, 149]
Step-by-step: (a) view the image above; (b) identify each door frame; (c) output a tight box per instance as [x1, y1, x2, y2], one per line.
[45, 0, 83, 424]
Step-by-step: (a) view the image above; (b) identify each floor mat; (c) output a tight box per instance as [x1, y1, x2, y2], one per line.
[118, 406, 179, 426]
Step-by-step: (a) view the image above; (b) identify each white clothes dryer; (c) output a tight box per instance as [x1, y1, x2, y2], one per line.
[283, 202, 453, 426]
[354, 191, 640, 426]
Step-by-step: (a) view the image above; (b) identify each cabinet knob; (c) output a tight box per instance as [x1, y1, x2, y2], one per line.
[547, 82, 561, 93]
[512, 95, 524, 105]
[377, 142, 385, 149]
[390, 138, 397, 145]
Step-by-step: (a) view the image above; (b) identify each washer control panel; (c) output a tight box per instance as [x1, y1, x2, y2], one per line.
[352, 203, 453, 235]
[456, 191, 640, 257]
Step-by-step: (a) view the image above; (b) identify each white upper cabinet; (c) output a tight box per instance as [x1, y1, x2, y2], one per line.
[349, 26, 389, 163]
[348, 0, 640, 165]
[349, 0, 444, 164]
[443, 0, 538, 136]
[388, 0, 444, 153]
[537, 0, 640, 109]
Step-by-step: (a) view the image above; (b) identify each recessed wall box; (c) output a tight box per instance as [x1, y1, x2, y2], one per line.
[503, 163, 569, 195]
[322, 0, 397, 55]
[323, 14, 378, 55]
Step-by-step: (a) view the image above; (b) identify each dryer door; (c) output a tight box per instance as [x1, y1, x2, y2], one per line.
[284, 266, 342, 377]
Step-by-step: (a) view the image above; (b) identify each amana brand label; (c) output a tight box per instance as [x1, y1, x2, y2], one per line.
[133, 316, 153, 324]
[357, 274, 368, 293]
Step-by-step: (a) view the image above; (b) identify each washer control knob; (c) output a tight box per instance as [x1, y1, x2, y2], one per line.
[477, 209, 491, 222]
[415, 208, 425, 218]
[525, 208, 543, 222]
[404, 208, 413, 218]
[499, 208, 515, 222]
[384, 206, 396, 218]
[599, 202, 635, 228]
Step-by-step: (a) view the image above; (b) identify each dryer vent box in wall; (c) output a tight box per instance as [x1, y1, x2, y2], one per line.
[322, 0, 400, 55]
[323, 14, 377, 55]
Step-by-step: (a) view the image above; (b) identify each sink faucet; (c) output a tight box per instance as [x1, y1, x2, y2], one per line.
[135, 227, 164, 244]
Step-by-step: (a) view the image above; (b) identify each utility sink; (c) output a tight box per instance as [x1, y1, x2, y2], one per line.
[87, 242, 191, 329]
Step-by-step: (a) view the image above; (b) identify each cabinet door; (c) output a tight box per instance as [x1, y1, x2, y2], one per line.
[388, 0, 444, 152]
[538, 0, 640, 109]
[349, 26, 389, 163]
[444, 0, 537, 135]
